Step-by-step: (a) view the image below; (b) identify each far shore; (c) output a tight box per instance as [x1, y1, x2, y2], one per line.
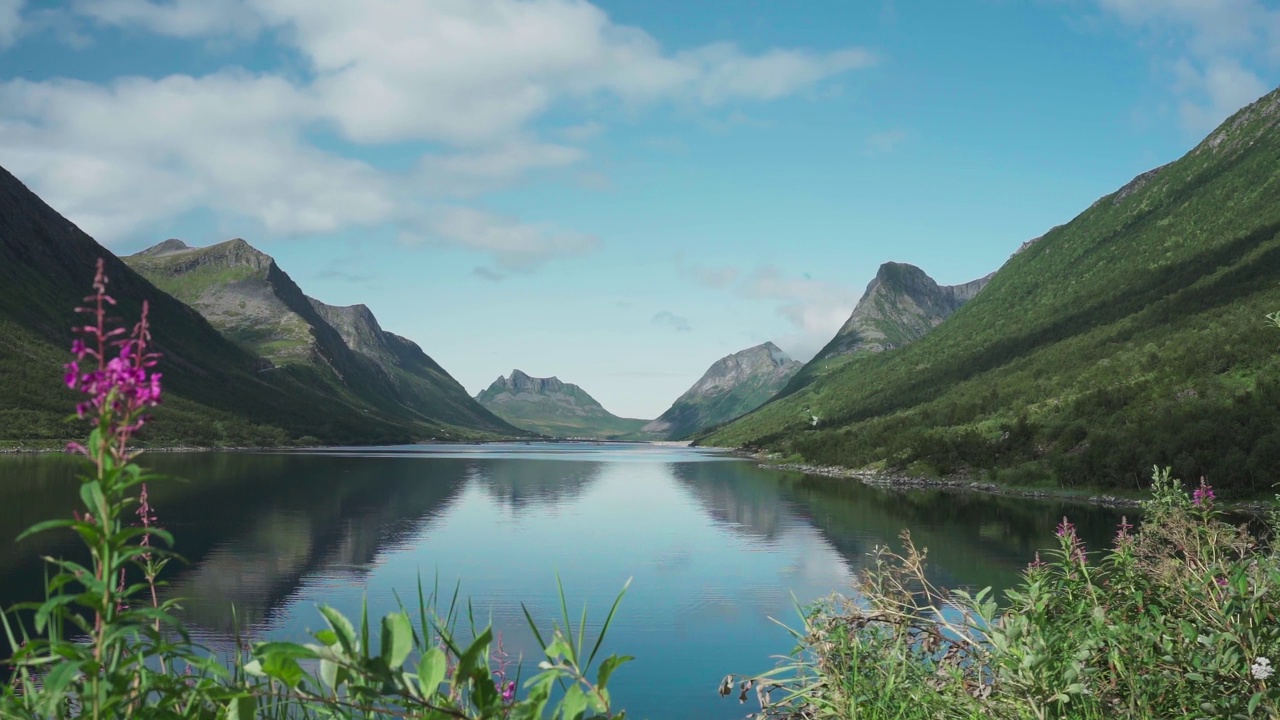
[4, 439, 1270, 515]
[742, 452, 1276, 516]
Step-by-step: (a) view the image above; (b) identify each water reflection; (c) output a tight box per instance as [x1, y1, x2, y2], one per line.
[0, 446, 1128, 720]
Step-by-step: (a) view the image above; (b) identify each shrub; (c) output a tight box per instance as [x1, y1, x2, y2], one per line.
[724, 466, 1280, 719]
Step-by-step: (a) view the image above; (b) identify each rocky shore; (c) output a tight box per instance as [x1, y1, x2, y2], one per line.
[755, 457, 1275, 516]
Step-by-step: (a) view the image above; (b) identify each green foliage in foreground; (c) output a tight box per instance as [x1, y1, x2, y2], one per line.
[726, 467, 1280, 719]
[702, 89, 1280, 498]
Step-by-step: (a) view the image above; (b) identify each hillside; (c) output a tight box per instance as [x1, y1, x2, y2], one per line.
[643, 342, 801, 439]
[476, 370, 649, 439]
[784, 262, 993, 393]
[122, 238, 516, 436]
[700, 86, 1280, 498]
[0, 164, 513, 446]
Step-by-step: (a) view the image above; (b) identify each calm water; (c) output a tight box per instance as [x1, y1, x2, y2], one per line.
[0, 444, 1129, 719]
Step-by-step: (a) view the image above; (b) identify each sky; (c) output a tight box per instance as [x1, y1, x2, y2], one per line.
[2, 0, 1279, 419]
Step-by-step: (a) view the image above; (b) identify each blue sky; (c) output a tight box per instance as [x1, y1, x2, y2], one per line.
[2, 0, 1279, 418]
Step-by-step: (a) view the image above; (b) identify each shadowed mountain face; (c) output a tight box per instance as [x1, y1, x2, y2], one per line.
[782, 262, 992, 393]
[0, 165, 426, 446]
[475, 370, 649, 439]
[123, 239, 517, 438]
[643, 342, 801, 440]
[703, 86, 1280, 496]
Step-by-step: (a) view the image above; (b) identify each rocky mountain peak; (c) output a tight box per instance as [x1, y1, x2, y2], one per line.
[642, 341, 802, 439]
[134, 238, 193, 257]
[811, 262, 993, 362]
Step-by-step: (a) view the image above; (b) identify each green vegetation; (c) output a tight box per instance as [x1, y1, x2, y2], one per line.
[702, 88, 1280, 498]
[725, 468, 1280, 719]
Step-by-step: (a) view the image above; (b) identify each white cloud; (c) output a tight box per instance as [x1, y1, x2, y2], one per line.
[1172, 57, 1270, 131]
[652, 311, 692, 333]
[73, 0, 260, 38]
[1093, 0, 1280, 131]
[722, 264, 861, 361]
[0, 73, 394, 241]
[2, 0, 874, 272]
[411, 207, 599, 272]
[417, 140, 586, 197]
[0, 0, 24, 47]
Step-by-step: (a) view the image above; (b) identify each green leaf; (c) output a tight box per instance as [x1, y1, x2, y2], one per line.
[262, 652, 307, 689]
[457, 627, 494, 676]
[381, 611, 413, 670]
[225, 695, 256, 720]
[15, 519, 77, 542]
[79, 480, 105, 515]
[318, 605, 358, 656]
[559, 684, 588, 720]
[418, 647, 447, 697]
[596, 654, 633, 690]
[254, 641, 319, 660]
[1249, 691, 1263, 715]
[320, 657, 345, 690]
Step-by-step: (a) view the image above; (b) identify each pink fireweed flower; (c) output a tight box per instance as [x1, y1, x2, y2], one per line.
[1192, 478, 1215, 507]
[1115, 516, 1133, 544]
[1056, 516, 1087, 564]
[65, 259, 163, 457]
[1028, 551, 1046, 571]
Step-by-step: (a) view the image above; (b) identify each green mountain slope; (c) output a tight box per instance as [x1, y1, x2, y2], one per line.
[643, 342, 801, 440]
[700, 86, 1280, 498]
[0, 165, 511, 446]
[476, 370, 649, 439]
[122, 239, 516, 436]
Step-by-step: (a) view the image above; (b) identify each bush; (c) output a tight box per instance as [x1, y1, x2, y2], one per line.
[724, 466, 1280, 719]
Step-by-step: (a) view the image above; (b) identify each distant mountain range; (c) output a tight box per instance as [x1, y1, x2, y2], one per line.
[475, 370, 648, 439]
[0, 166, 520, 447]
[643, 342, 801, 440]
[701, 85, 1280, 496]
[124, 238, 514, 437]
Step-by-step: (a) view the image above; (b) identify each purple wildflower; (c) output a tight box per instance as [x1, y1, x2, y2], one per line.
[1056, 516, 1087, 564]
[1115, 516, 1133, 544]
[491, 632, 517, 704]
[1192, 478, 1215, 507]
[65, 259, 163, 457]
[1028, 551, 1046, 571]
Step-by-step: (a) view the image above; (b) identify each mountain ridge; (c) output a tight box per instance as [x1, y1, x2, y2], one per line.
[476, 370, 649, 439]
[124, 238, 517, 436]
[643, 341, 801, 439]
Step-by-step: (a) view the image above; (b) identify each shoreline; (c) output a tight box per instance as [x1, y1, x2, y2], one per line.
[747, 454, 1275, 516]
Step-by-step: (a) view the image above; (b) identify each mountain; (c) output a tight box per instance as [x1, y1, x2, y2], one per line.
[307, 299, 514, 432]
[0, 166, 405, 446]
[784, 263, 992, 392]
[642, 342, 801, 439]
[0, 161, 516, 447]
[700, 86, 1280, 498]
[475, 370, 649, 439]
[123, 238, 517, 437]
